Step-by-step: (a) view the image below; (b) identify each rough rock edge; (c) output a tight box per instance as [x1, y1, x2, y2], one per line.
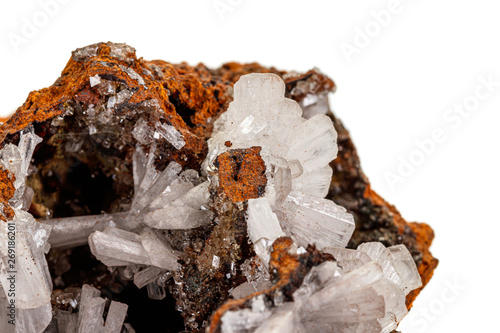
[0, 42, 437, 329]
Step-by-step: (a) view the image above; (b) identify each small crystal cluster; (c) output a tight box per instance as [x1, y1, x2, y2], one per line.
[0, 70, 423, 332]
[50, 284, 130, 333]
[221, 243, 421, 333]
[0, 129, 52, 333]
[206, 74, 355, 263]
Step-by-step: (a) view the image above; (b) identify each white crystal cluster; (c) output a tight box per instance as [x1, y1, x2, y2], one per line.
[43, 137, 211, 301]
[84, 142, 212, 284]
[210, 74, 421, 332]
[0, 124, 205, 332]
[222, 243, 422, 333]
[206, 73, 355, 263]
[52, 284, 129, 333]
[0, 129, 53, 333]
[206, 73, 338, 199]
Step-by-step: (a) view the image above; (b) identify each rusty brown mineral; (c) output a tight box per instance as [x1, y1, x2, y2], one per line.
[215, 147, 267, 202]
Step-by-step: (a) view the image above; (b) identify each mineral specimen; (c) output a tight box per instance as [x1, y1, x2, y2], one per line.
[0, 42, 437, 332]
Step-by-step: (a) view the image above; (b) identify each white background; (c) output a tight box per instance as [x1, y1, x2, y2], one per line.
[1, 1, 498, 332]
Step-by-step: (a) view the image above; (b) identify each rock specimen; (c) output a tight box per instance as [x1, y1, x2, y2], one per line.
[0, 42, 437, 332]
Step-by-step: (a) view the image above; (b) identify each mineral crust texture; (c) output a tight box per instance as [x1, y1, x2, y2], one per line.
[0, 42, 437, 333]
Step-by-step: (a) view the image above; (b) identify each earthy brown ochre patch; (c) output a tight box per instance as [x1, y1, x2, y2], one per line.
[0, 43, 230, 169]
[406, 221, 438, 308]
[214, 147, 267, 202]
[0, 167, 15, 221]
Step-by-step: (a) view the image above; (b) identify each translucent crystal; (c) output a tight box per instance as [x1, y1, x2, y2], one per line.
[88, 228, 153, 267]
[132, 118, 153, 145]
[142, 181, 212, 230]
[0, 67, 427, 333]
[299, 262, 386, 325]
[72, 43, 99, 61]
[43, 213, 127, 249]
[121, 264, 141, 280]
[0, 209, 52, 309]
[322, 247, 372, 273]
[293, 261, 342, 300]
[148, 180, 194, 210]
[78, 284, 101, 327]
[89, 74, 101, 87]
[119, 65, 145, 85]
[55, 311, 78, 333]
[273, 166, 292, 206]
[65, 139, 83, 153]
[241, 257, 271, 292]
[131, 141, 160, 205]
[132, 145, 147, 194]
[123, 323, 136, 333]
[246, 198, 284, 247]
[1, 128, 42, 208]
[104, 301, 128, 333]
[134, 266, 167, 289]
[246, 198, 285, 263]
[97, 107, 112, 123]
[230, 282, 256, 299]
[77, 297, 105, 333]
[116, 89, 134, 104]
[292, 164, 333, 198]
[156, 123, 186, 150]
[104, 226, 141, 243]
[16, 304, 53, 333]
[107, 43, 136, 63]
[357, 242, 406, 293]
[227, 238, 422, 333]
[372, 278, 407, 333]
[387, 244, 423, 294]
[130, 161, 182, 216]
[0, 130, 52, 333]
[299, 92, 331, 119]
[21, 187, 35, 211]
[146, 282, 166, 300]
[254, 304, 299, 333]
[279, 191, 355, 250]
[107, 96, 117, 109]
[139, 227, 180, 270]
[286, 115, 337, 173]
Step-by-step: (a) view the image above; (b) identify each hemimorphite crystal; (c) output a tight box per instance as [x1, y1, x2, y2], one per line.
[104, 301, 129, 333]
[206, 73, 354, 266]
[246, 198, 285, 262]
[279, 190, 355, 250]
[77, 297, 106, 333]
[205, 73, 337, 200]
[133, 266, 167, 289]
[357, 242, 422, 295]
[222, 244, 421, 333]
[89, 228, 153, 267]
[0, 130, 52, 333]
